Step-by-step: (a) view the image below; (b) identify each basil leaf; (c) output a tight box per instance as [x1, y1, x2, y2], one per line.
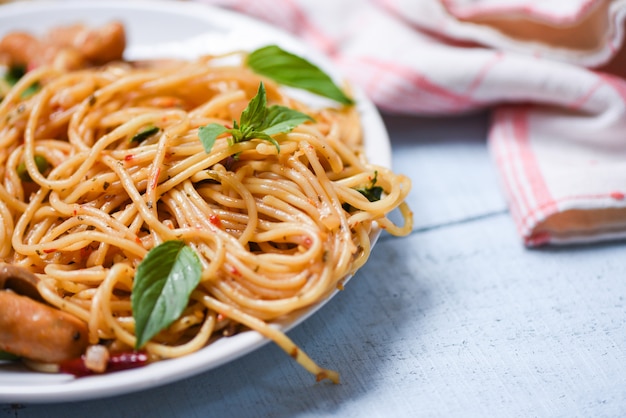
[357, 186, 383, 202]
[262, 105, 313, 136]
[239, 83, 268, 129]
[20, 82, 40, 99]
[17, 155, 49, 182]
[4, 65, 26, 86]
[198, 83, 313, 154]
[251, 131, 280, 152]
[345, 171, 383, 211]
[247, 45, 354, 105]
[3, 65, 40, 98]
[130, 126, 160, 143]
[199, 123, 229, 153]
[132, 240, 202, 349]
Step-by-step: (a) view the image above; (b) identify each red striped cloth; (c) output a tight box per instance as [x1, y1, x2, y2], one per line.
[196, 0, 626, 246]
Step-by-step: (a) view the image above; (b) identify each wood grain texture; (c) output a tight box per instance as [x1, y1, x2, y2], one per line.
[3, 112, 626, 417]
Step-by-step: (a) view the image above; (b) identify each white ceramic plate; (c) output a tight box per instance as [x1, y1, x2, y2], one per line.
[0, 0, 391, 403]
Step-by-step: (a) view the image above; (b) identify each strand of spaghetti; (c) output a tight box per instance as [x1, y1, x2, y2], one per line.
[47, 194, 141, 241]
[44, 264, 112, 285]
[210, 169, 259, 245]
[193, 291, 340, 383]
[26, 104, 162, 189]
[208, 261, 336, 316]
[88, 263, 132, 342]
[0, 67, 58, 118]
[376, 202, 414, 236]
[145, 310, 216, 358]
[251, 225, 324, 266]
[287, 132, 345, 173]
[143, 112, 192, 220]
[0, 125, 20, 149]
[100, 154, 175, 241]
[37, 278, 92, 324]
[188, 88, 246, 120]
[295, 142, 357, 276]
[0, 179, 25, 213]
[0, 202, 13, 259]
[349, 223, 373, 273]
[153, 140, 256, 197]
[218, 249, 312, 293]
[255, 194, 319, 230]
[67, 72, 158, 149]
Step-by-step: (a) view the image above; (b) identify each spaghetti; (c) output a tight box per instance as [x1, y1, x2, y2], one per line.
[0, 50, 412, 382]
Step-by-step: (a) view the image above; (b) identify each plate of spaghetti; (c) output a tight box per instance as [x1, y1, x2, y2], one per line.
[0, 0, 412, 402]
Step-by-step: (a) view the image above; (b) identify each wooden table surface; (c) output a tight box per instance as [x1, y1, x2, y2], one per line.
[2, 111, 625, 417]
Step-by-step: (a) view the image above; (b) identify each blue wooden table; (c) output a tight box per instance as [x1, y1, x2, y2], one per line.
[2, 111, 625, 417]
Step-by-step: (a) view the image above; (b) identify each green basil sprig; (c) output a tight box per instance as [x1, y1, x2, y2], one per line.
[3, 65, 40, 99]
[17, 155, 49, 182]
[132, 240, 202, 349]
[356, 171, 383, 202]
[343, 171, 384, 213]
[247, 45, 354, 105]
[198, 82, 312, 154]
[130, 126, 160, 144]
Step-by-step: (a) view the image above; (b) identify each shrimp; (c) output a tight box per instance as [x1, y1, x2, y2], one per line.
[0, 21, 125, 71]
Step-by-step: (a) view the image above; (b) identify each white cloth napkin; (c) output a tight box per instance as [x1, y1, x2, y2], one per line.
[197, 0, 626, 246]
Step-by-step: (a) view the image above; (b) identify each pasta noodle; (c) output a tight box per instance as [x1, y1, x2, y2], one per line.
[0, 51, 412, 382]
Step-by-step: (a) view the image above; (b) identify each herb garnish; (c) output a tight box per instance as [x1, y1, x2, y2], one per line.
[198, 82, 312, 154]
[343, 171, 384, 212]
[132, 240, 202, 349]
[130, 125, 160, 143]
[3, 65, 26, 86]
[17, 155, 49, 182]
[247, 45, 354, 105]
[3, 65, 40, 98]
[356, 171, 383, 202]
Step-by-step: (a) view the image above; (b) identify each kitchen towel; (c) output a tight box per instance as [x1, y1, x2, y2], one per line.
[197, 0, 626, 246]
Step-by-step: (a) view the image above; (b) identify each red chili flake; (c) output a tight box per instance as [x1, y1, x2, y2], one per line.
[107, 351, 149, 373]
[58, 356, 91, 377]
[124, 154, 134, 162]
[59, 351, 148, 377]
[209, 214, 222, 227]
[150, 168, 161, 191]
[43, 248, 57, 254]
[217, 313, 225, 322]
[610, 191, 625, 200]
[303, 237, 312, 247]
